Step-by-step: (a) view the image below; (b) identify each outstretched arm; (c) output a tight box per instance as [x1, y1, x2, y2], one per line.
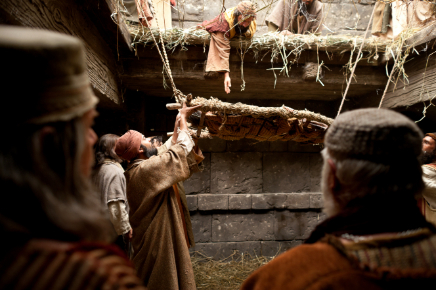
[224, 72, 231, 94]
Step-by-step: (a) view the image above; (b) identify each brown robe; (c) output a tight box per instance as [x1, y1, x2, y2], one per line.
[265, 0, 324, 34]
[125, 144, 203, 290]
[201, 8, 256, 74]
[241, 232, 436, 290]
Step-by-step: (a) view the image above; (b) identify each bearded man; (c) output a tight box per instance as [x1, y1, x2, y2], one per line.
[93, 134, 132, 254]
[0, 26, 145, 289]
[266, 0, 323, 35]
[115, 103, 204, 290]
[420, 132, 436, 225]
[241, 109, 436, 290]
[199, 1, 257, 94]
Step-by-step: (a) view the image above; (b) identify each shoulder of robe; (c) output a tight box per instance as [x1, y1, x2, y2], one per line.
[314, 0, 324, 12]
[423, 164, 436, 174]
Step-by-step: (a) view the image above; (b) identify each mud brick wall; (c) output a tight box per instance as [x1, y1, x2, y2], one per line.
[172, 0, 375, 36]
[184, 137, 327, 259]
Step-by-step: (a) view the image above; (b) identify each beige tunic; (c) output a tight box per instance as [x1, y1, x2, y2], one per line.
[373, 1, 436, 40]
[150, 0, 172, 29]
[205, 32, 230, 73]
[423, 165, 436, 226]
[265, 0, 324, 34]
[125, 134, 202, 290]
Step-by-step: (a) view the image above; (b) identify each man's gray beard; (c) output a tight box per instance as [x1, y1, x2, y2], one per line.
[420, 150, 436, 165]
[321, 160, 339, 217]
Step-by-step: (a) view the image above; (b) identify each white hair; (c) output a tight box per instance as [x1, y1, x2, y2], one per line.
[320, 147, 424, 216]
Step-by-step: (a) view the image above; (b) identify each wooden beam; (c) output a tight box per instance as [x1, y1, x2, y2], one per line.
[120, 57, 388, 101]
[381, 49, 436, 108]
[80, 0, 133, 52]
[405, 22, 436, 48]
[129, 26, 391, 54]
[0, 0, 122, 107]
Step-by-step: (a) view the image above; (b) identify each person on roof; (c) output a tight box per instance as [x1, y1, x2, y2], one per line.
[265, 0, 324, 35]
[198, 1, 257, 94]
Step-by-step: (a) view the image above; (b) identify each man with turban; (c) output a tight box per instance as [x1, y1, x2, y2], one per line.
[241, 109, 436, 289]
[420, 132, 436, 225]
[265, 0, 323, 35]
[115, 102, 204, 290]
[198, 1, 257, 94]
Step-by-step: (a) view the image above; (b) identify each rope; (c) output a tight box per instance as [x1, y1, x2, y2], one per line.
[139, 0, 184, 102]
[336, 4, 376, 117]
[188, 97, 334, 125]
[378, 49, 402, 109]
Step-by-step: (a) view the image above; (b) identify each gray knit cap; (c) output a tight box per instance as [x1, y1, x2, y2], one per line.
[325, 108, 423, 162]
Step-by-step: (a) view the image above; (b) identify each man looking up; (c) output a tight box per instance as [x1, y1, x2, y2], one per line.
[198, 1, 257, 94]
[242, 109, 436, 289]
[420, 133, 436, 225]
[115, 103, 204, 290]
[265, 0, 323, 35]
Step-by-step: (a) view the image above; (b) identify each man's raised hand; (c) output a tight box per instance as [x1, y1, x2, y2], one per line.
[179, 101, 202, 119]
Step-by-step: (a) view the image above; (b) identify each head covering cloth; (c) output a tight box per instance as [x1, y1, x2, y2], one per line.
[426, 133, 436, 142]
[0, 25, 98, 125]
[236, 1, 257, 18]
[115, 130, 143, 161]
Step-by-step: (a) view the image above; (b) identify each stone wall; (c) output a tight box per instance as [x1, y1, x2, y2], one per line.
[184, 137, 327, 258]
[172, 0, 375, 36]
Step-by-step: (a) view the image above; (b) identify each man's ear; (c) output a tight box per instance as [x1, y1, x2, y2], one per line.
[138, 146, 144, 153]
[327, 158, 340, 192]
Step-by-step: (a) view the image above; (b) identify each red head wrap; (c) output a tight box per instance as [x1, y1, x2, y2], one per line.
[115, 130, 143, 161]
[426, 133, 436, 142]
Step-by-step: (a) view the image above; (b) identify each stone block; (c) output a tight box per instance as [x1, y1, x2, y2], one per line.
[284, 193, 310, 209]
[190, 212, 212, 243]
[184, 153, 211, 194]
[322, 3, 345, 33]
[254, 25, 268, 36]
[211, 152, 262, 194]
[269, 141, 288, 152]
[172, 21, 200, 29]
[263, 153, 312, 193]
[252, 193, 310, 209]
[203, 0, 234, 22]
[309, 153, 323, 192]
[190, 241, 262, 260]
[198, 194, 229, 211]
[274, 211, 323, 240]
[260, 240, 303, 257]
[252, 193, 287, 210]
[227, 139, 269, 152]
[229, 194, 252, 210]
[342, 3, 375, 31]
[171, 0, 204, 22]
[212, 212, 275, 242]
[186, 195, 198, 211]
[198, 137, 227, 152]
[310, 192, 324, 209]
[322, 3, 374, 35]
[288, 142, 322, 152]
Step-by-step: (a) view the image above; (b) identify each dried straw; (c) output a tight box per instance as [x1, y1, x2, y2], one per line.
[187, 96, 334, 126]
[191, 251, 276, 290]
